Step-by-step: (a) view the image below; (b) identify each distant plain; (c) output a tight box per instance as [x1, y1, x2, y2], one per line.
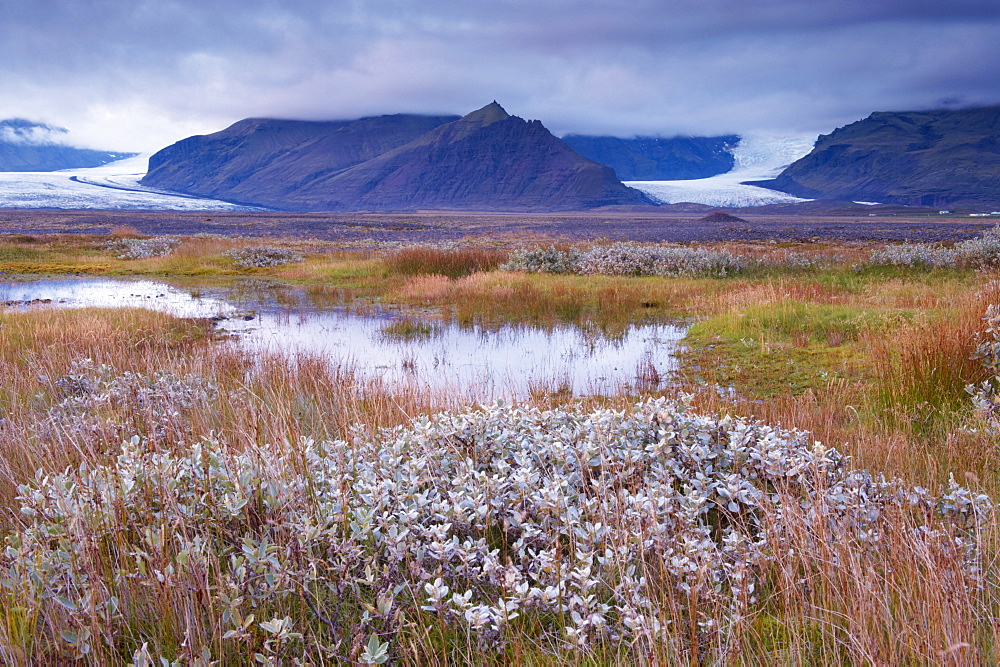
[1, 207, 996, 244]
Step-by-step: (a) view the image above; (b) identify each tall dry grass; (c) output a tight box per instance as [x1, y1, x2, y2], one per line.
[863, 285, 998, 417]
[0, 307, 458, 518]
[743, 494, 995, 665]
[384, 246, 509, 279]
[107, 224, 144, 239]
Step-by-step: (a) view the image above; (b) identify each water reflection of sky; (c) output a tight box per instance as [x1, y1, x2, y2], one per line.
[1, 278, 687, 399]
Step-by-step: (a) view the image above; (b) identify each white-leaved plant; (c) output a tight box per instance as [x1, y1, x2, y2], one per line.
[104, 236, 179, 260]
[1, 398, 991, 660]
[224, 246, 304, 268]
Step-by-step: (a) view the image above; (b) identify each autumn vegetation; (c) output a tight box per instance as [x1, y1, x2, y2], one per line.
[1, 230, 999, 663]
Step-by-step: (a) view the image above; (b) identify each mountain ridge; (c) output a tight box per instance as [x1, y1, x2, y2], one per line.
[142, 113, 461, 207]
[750, 105, 1000, 206]
[561, 134, 739, 180]
[142, 103, 652, 211]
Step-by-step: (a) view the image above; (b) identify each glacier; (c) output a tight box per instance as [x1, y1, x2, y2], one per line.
[0, 155, 262, 211]
[626, 134, 817, 207]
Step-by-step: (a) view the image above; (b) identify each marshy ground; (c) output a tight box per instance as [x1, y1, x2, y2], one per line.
[1, 217, 1000, 663]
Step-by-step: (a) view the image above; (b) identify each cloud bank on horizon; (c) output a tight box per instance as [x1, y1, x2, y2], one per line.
[2, 0, 999, 153]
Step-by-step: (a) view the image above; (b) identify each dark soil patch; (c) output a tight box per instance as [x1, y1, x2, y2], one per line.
[701, 211, 748, 223]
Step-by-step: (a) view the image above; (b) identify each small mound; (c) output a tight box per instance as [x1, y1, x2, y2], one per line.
[701, 211, 748, 223]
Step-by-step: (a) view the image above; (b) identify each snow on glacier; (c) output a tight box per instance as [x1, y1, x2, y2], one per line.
[626, 134, 817, 207]
[0, 155, 262, 211]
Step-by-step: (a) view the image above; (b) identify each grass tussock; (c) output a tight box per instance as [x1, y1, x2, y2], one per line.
[108, 224, 144, 239]
[863, 287, 998, 423]
[384, 246, 508, 279]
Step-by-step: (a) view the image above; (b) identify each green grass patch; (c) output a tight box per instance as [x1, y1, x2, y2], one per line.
[679, 330, 859, 397]
[714, 301, 879, 345]
[0, 261, 116, 274]
[679, 302, 879, 397]
[0, 247, 43, 262]
[813, 264, 971, 291]
[379, 317, 440, 340]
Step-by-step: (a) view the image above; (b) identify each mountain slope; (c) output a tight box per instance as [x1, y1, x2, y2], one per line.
[286, 102, 651, 210]
[751, 106, 1000, 206]
[141, 114, 460, 206]
[561, 134, 738, 180]
[0, 119, 135, 171]
[144, 103, 652, 211]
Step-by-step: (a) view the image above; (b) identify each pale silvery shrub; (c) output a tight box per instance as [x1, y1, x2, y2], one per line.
[953, 226, 1000, 267]
[968, 303, 1000, 422]
[763, 250, 817, 270]
[869, 243, 959, 268]
[504, 243, 750, 277]
[2, 398, 990, 660]
[577, 242, 750, 277]
[104, 236, 179, 260]
[225, 246, 304, 268]
[39, 358, 217, 442]
[501, 246, 581, 273]
[871, 227, 1000, 269]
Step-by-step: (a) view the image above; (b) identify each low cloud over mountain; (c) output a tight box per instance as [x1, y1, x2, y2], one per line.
[0, 119, 136, 172]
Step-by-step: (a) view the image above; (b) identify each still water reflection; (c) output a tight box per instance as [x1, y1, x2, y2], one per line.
[1, 278, 687, 399]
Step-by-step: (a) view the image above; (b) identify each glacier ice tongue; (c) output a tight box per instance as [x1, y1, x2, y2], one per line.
[0, 154, 263, 211]
[627, 133, 816, 207]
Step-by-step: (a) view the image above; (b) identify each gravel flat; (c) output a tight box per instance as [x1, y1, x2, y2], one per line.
[0, 208, 996, 245]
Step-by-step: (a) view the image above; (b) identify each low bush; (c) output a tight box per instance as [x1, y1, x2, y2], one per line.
[578, 243, 750, 277]
[502, 246, 582, 274]
[871, 226, 1000, 269]
[39, 357, 217, 445]
[1, 398, 989, 662]
[504, 243, 749, 277]
[224, 246, 305, 269]
[104, 236, 179, 260]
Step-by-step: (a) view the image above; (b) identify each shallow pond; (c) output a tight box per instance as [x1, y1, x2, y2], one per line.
[0, 278, 687, 399]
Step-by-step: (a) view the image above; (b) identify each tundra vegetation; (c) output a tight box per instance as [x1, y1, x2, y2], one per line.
[1, 227, 1000, 663]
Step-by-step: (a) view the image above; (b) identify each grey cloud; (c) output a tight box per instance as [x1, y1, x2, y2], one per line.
[1, 0, 999, 151]
[0, 120, 71, 145]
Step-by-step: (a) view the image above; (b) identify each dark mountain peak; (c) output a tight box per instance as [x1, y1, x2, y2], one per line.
[461, 101, 510, 126]
[143, 104, 650, 211]
[142, 113, 459, 199]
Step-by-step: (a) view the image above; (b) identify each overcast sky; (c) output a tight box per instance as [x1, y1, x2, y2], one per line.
[2, 0, 999, 152]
